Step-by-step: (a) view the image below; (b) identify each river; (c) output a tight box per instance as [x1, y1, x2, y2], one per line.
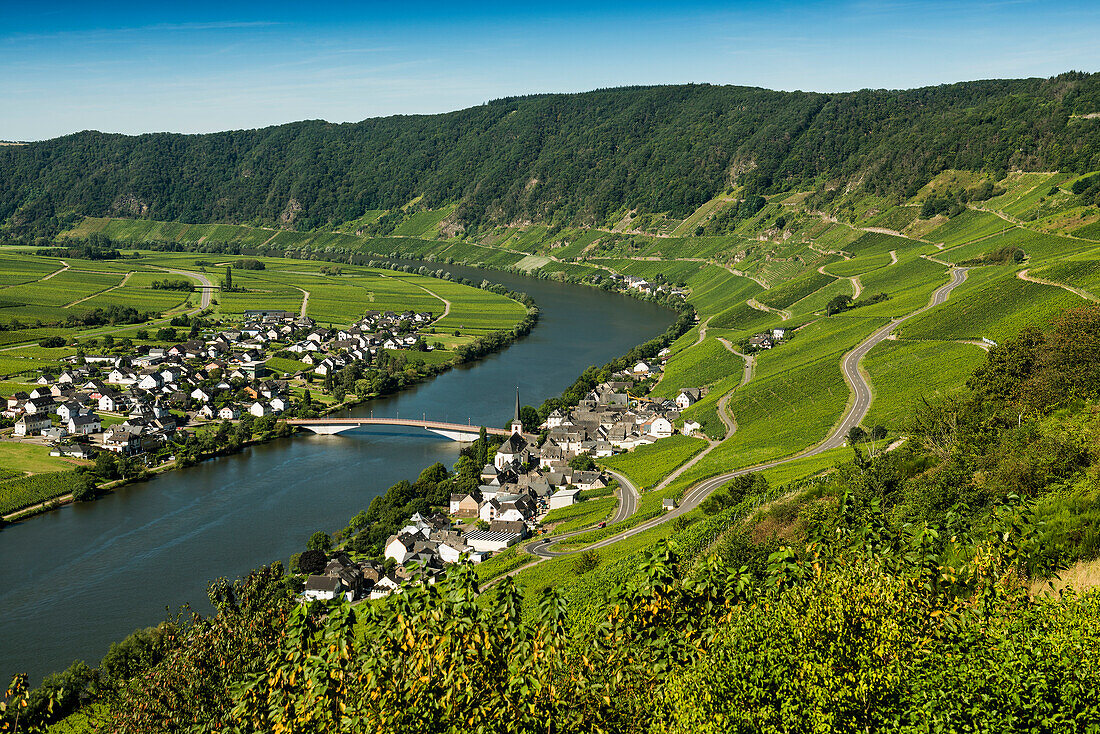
[0, 264, 675, 683]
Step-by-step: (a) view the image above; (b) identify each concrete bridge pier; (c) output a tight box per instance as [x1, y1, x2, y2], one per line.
[425, 428, 480, 442]
[298, 423, 358, 435]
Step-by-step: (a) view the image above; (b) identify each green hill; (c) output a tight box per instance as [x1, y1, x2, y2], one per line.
[4, 73, 1100, 240]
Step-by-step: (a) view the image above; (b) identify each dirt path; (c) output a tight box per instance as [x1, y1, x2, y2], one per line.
[41, 260, 69, 281]
[921, 253, 954, 267]
[747, 298, 791, 321]
[1017, 268, 1099, 302]
[889, 250, 898, 265]
[718, 337, 755, 387]
[393, 276, 451, 320]
[65, 270, 133, 308]
[647, 336, 753, 495]
[285, 285, 311, 318]
[817, 263, 861, 298]
[2, 491, 75, 521]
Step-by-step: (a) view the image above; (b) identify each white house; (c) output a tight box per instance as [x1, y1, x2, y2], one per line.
[369, 575, 403, 600]
[137, 374, 163, 391]
[98, 393, 123, 412]
[464, 530, 521, 554]
[385, 534, 417, 564]
[478, 498, 501, 523]
[548, 488, 580, 510]
[56, 402, 84, 422]
[269, 396, 287, 413]
[643, 416, 674, 439]
[683, 420, 702, 436]
[248, 402, 272, 418]
[218, 406, 241, 420]
[438, 541, 471, 564]
[190, 388, 213, 403]
[302, 575, 345, 602]
[14, 414, 52, 436]
[572, 472, 607, 491]
[675, 388, 701, 410]
[67, 414, 101, 435]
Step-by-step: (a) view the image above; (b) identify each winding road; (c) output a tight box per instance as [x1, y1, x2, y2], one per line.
[526, 266, 969, 559]
[156, 266, 215, 309]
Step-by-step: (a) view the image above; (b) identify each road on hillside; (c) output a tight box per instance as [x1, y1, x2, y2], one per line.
[529, 267, 969, 559]
[527, 470, 639, 558]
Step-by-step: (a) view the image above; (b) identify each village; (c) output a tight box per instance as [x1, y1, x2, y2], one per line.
[3, 299, 704, 605]
[1, 307, 438, 462]
[300, 366, 703, 603]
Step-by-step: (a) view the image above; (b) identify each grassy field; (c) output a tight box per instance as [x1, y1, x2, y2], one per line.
[650, 338, 743, 398]
[862, 339, 987, 429]
[544, 497, 618, 534]
[0, 442, 93, 516]
[755, 270, 835, 310]
[0, 441, 87, 475]
[899, 271, 1084, 343]
[598, 435, 708, 491]
[926, 209, 1012, 247]
[1030, 253, 1100, 295]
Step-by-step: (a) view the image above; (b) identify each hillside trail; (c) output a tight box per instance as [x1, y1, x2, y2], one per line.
[817, 263, 861, 298]
[64, 270, 134, 308]
[651, 316, 711, 393]
[889, 250, 898, 265]
[746, 298, 791, 321]
[618, 335, 753, 499]
[1017, 268, 1099, 302]
[383, 273, 452, 319]
[1, 260, 69, 292]
[970, 204, 1098, 243]
[554, 267, 971, 557]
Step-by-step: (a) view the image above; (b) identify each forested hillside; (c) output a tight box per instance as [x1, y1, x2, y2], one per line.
[3, 73, 1100, 237]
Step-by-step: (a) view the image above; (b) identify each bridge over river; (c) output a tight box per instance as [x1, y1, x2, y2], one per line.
[286, 417, 511, 441]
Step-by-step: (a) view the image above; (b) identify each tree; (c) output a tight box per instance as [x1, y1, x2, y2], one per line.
[295, 549, 327, 575]
[307, 531, 332, 552]
[478, 426, 488, 467]
[519, 405, 540, 433]
[302, 389, 312, 408]
[572, 549, 601, 575]
[94, 451, 120, 480]
[72, 474, 98, 502]
[568, 454, 597, 472]
[224, 266, 232, 292]
[846, 426, 867, 445]
[827, 294, 854, 315]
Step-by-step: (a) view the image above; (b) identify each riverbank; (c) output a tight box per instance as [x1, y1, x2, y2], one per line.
[1, 300, 540, 526]
[0, 264, 677, 684]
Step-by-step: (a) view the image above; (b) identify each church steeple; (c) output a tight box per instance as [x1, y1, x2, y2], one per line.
[510, 387, 523, 435]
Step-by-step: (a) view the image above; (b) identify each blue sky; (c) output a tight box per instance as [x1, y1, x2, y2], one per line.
[2, 1, 1099, 140]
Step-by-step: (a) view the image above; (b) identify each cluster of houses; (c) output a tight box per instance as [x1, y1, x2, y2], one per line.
[301, 553, 403, 603]
[299, 377, 701, 604]
[746, 328, 786, 351]
[282, 309, 436, 377]
[614, 274, 689, 298]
